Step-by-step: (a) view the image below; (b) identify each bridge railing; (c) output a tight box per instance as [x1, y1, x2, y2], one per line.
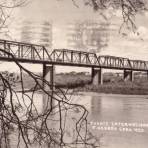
[50, 49, 100, 65]
[129, 60, 148, 70]
[0, 39, 148, 71]
[98, 55, 132, 69]
[97, 55, 148, 71]
[50, 49, 148, 71]
[0, 39, 51, 61]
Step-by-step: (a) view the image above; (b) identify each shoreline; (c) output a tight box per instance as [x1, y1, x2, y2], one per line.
[55, 73, 148, 95]
[75, 91, 148, 97]
[13, 86, 148, 97]
[73, 88, 148, 96]
[71, 80, 148, 95]
[11, 73, 148, 96]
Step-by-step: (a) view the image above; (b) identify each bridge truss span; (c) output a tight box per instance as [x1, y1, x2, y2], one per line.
[50, 49, 100, 66]
[97, 55, 148, 71]
[130, 60, 148, 71]
[0, 39, 148, 72]
[0, 39, 51, 63]
[98, 56, 132, 69]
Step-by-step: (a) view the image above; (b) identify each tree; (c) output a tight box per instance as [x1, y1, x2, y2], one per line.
[0, 0, 147, 147]
[71, 0, 147, 31]
[0, 48, 100, 148]
[0, 2, 99, 148]
[0, 0, 28, 39]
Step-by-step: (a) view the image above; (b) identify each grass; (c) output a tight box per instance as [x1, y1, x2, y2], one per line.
[55, 73, 148, 95]
[55, 73, 91, 88]
[9, 71, 148, 95]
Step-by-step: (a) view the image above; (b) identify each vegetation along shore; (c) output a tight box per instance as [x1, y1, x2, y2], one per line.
[2, 71, 148, 95]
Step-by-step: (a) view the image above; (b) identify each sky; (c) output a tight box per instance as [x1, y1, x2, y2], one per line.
[1, 0, 148, 73]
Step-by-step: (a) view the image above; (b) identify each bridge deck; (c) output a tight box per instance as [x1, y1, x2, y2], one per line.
[0, 39, 148, 72]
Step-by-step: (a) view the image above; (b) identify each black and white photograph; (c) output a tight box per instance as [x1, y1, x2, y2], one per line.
[0, 0, 148, 148]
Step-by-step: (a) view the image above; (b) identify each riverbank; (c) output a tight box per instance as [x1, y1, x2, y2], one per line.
[74, 81, 148, 95]
[76, 91, 148, 98]
[9, 72, 148, 95]
[55, 73, 148, 95]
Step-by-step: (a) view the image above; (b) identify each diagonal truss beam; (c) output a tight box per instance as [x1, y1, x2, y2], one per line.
[0, 39, 148, 71]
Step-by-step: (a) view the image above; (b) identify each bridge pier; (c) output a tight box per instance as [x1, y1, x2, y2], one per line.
[91, 68, 103, 85]
[42, 64, 55, 112]
[124, 70, 134, 82]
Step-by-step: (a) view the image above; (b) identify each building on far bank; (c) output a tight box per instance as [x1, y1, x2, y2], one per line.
[67, 20, 110, 53]
[20, 20, 52, 49]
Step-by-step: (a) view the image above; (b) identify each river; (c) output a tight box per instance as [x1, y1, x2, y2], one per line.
[71, 92, 148, 148]
[7, 92, 148, 148]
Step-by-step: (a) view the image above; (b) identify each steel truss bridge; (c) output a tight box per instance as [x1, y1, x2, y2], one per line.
[0, 39, 148, 72]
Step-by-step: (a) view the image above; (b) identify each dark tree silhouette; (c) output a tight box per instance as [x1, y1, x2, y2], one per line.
[0, 49, 100, 148]
[0, 0, 28, 39]
[71, 0, 147, 31]
[0, 0, 147, 147]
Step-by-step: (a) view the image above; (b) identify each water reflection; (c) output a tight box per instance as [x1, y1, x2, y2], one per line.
[91, 96, 102, 118]
[9, 92, 148, 148]
[90, 95, 148, 123]
[87, 94, 148, 148]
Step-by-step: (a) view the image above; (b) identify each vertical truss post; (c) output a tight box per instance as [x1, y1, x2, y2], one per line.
[21, 45, 23, 58]
[79, 52, 81, 63]
[86, 54, 88, 64]
[31, 45, 34, 60]
[53, 50, 55, 61]
[71, 51, 73, 63]
[43, 47, 45, 60]
[4, 40, 6, 57]
[18, 45, 20, 58]
[62, 50, 64, 62]
[7, 43, 10, 58]
[147, 71, 148, 80]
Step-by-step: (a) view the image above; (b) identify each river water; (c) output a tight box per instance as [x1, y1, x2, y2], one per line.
[71, 92, 148, 148]
[7, 92, 148, 148]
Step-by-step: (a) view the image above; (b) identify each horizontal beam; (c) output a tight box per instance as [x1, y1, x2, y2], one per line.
[0, 39, 44, 47]
[0, 57, 147, 72]
[0, 39, 148, 72]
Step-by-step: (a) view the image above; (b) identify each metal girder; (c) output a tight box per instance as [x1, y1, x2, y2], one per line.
[130, 60, 148, 70]
[98, 56, 131, 69]
[0, 39, 148, 72]
[50, 49, 99, 65]
[0, 39, 51, 61]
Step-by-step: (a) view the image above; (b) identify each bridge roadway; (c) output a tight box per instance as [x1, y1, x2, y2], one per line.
[0, 39, 148, 72]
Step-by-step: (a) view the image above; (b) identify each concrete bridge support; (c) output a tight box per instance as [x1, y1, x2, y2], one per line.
[91, 68, 103, 85]
[43, 64, 55, 89]
[124, 70, 134, 82]
[42, 64, 55, 112]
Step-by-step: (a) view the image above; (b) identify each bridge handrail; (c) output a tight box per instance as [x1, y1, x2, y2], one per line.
[0, 39, 53, 61]
[98, 55, 129, 60]
[0, 39, 45, 47]
[53, 49, 96, 55]
[0, 39, 148, 71]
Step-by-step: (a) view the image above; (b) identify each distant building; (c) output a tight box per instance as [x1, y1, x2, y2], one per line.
[67, 20, 110, 52]
[20, 20, 52, 49]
